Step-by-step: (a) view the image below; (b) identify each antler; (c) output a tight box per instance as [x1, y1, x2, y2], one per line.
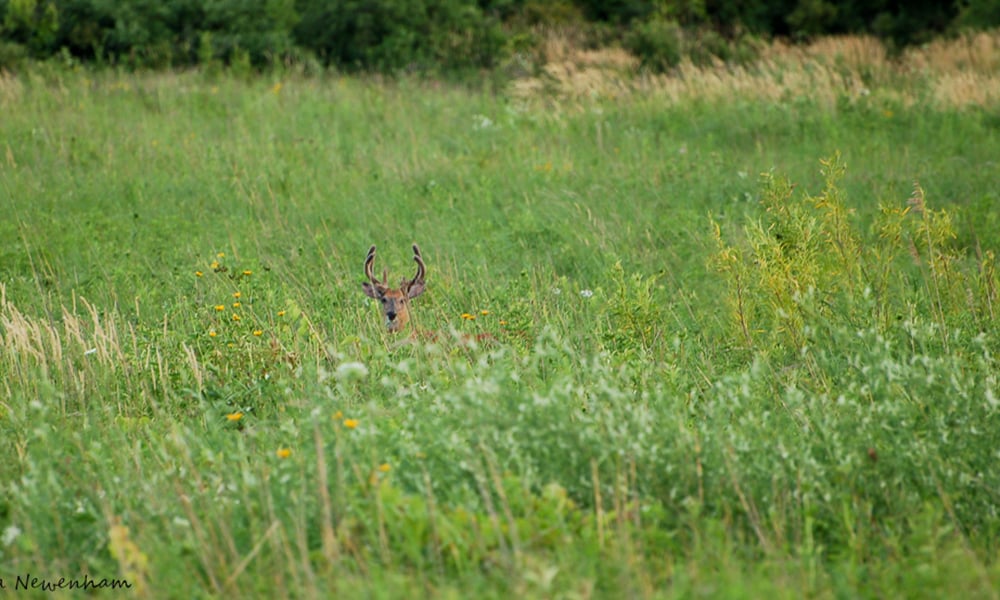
[411, 244, 425, 287]
[395, 243, 427, 298]
[364, 245, 383, 286]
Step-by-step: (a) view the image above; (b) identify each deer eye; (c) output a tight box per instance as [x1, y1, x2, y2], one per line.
[380, 298, 387, 304]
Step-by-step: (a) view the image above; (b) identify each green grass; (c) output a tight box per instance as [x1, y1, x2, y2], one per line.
[1, 65, 999, 598]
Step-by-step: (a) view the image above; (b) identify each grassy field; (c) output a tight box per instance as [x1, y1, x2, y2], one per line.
[1, 34, 1000, 598]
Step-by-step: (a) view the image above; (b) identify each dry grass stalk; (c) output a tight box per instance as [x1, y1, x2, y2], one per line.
[512, 30, 1000, 110]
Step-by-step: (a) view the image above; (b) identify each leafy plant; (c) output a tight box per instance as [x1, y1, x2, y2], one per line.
[710, 153, 998, 357]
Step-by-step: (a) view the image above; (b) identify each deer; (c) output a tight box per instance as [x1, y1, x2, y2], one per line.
[361, 244, 501, 346]
[362, 244, 426, 333]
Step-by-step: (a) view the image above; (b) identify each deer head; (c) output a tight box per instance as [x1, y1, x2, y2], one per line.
[362, 244, 426, 332]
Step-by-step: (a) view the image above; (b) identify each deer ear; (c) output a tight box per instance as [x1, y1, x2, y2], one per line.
[406, 280, 426, 299]
[362, 282, 381, 299]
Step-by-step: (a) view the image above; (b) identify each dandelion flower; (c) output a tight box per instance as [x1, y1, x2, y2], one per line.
[232, 314, 241, 321]
[461, 313, 476, 320]
[215, 304, 225, 311]
[480, 310, 490, 316]
[195, 271, 204, 277]
[333, 410, 343, 420]
[378, 463, 391, 473]
[277, 310, 286, 317]
[232, 302, 241, 308]
[209, 331, 217, 338]
[243, 270, 253, 276]
[253, 330, 263, 336]
[226, 412, 243, 422]
[233, 291, 242, 298]
[217, 252, 225, 258]
[343, 418, 359, 429]
[276, 448, 292, 459]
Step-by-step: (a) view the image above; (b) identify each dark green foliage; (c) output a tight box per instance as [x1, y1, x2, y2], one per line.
[0, 0, 300, 67]
[1, 0, 60, 54]
[573, 0, 653, 23]
[623, 16, 684, 70]
[292, 0, 507, 73]
[624, 15, 761, 71]
[836, 0, 957, 47]
[0, 0, 991, 73]
[956, 0, 1000, 28]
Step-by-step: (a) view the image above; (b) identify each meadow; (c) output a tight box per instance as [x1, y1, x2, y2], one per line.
[1, 34, 1000, 597]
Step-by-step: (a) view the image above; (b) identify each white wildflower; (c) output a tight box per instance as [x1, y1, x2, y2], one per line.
[335, 361, 369, 381]
[472, 114, 495, 130]
[2, 525, 21, 547]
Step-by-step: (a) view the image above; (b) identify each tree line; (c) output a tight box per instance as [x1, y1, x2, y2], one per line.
[1, 0, 997, 74]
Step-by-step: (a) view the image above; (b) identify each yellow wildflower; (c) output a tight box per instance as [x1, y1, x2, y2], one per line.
[277, 310, 286, 317]
[276, 448, 292, 459]
[232, 302, 241, 308]
[461, 313, 476, 320]
[209, 331, 217, 338]
[233, 291, 242, 298]
[253, 330, 263, 336]
[232, 314, 241, 321]
[333, 410, 343, 420]
[210, 261, 220, 270]
[195, 271, 204, 277]
[480, 310, 490, 316]
[215, 305, 225, 311]
[378, 463, 391, 473]
[343, 418, 359, 429]
[226, 412, 243, 421]
[217, 252, 225, 258]
[242, 270, 253, 276]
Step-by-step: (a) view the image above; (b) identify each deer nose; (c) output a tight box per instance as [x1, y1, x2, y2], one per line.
[386, 311, 397, 321]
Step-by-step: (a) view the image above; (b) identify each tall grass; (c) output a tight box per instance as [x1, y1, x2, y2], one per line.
[1, 35, 1000, 597]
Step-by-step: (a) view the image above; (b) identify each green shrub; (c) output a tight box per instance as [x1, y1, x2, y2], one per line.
[623, 14, 761, 71]
[0, 0, 59, 62]
[0, 0, 299, 67]
[292, 0, 508, 74]
[710, 154, 999, 355]
[200, 0, 299, 66]
[955, 0, 1000, 28]
[623, 15, 684, 70]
